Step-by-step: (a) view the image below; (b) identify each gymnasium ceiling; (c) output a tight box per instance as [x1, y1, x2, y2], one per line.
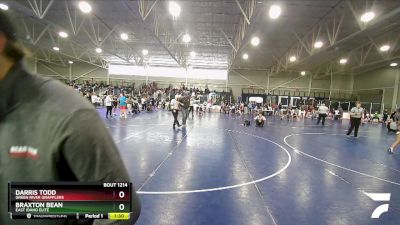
[1, 0, 400, 77]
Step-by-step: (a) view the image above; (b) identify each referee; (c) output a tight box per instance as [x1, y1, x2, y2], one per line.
[0, 11, 140, 225]
[346, 101, 364, 138]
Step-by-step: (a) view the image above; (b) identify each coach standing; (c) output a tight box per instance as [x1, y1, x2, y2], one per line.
[0, 11, 140, 225]
[346, 101, 364, 138]
[180, 91, 191, 127]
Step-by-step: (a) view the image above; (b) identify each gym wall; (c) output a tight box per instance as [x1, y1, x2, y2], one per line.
[353, 67, 400, 110]
[26, 57, 394, 105]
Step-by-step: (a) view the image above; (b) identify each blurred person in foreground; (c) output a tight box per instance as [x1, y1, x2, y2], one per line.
[0, 11, 140, 225]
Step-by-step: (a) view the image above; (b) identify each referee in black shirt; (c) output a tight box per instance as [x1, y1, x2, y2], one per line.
[346, 101, 363, 138]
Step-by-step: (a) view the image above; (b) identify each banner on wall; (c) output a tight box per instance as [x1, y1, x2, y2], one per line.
[249, 97, 263, 103]
[108, 65, 227, 80]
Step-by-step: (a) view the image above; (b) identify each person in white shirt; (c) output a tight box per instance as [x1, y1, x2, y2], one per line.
[127, 96, 133, 115]
[98, 95, 103, 106]
[189, 97, 194, 117]
[105, 94, 113, 118]
[334, 109, 340, 120]
[91, 93, 98, 106]
[141, 97, 146, 111]
[346, 101, 363, 138]
[254, 113, 266, 127]
[171, 95, 183, 129]
[317, 103, 329, 126]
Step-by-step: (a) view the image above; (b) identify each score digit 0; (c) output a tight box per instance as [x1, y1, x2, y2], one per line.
[119, 191, 125, 199]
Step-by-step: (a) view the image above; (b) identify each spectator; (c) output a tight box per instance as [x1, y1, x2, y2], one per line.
[127, 96, 133, 115]
[112, 96, 118, 116]
[189, 96, 195, 117]
[383, 110, 388, 123]
[119, 93, 127, 119]
[105, 93, 113, 119]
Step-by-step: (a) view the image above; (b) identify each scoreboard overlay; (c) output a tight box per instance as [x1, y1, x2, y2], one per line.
[8, 182, 132, 220]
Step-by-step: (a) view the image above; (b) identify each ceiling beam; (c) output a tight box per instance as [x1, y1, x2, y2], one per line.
[9, 1, 108, 68]
[313, 28, 400, 78]
[142, 0, 159, 21]
[38, 61, 68, 80]
[220, 30, 237, 52]
[271, 2, 400, 74]
[123, 0, 182, 66]
[73, 67, 102, 80]
[27, 0, 54, 19]
[235, 0, 250, 25]
[319, 55, 400, 78]
[228, 0, 257, 70]
[22, 39, 107, 69]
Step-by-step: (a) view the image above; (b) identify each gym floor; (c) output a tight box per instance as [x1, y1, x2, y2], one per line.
[99, 109, 400, 225]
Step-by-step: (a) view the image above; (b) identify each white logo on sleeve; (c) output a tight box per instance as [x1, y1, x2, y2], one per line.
[9, 146, 39, 159]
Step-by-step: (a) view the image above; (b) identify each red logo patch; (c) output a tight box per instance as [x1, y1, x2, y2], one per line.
[9, 146, 39, 159]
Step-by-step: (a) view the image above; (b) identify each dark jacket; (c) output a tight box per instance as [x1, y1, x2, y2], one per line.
[0, 62, 141, 225]
[180, 95, 191, 109]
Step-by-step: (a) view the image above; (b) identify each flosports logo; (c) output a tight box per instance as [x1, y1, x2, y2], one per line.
[365, 192, 391, 219]
[9, 146, 39, 159]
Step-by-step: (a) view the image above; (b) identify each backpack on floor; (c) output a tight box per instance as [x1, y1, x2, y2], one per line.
[243, 119, 251, 126]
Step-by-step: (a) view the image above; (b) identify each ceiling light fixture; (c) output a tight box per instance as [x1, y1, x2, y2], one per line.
[120, 33, 128, 40]
[182, 34, 191, 43]
[0, 3, 9, 11]
[390, 62, 398, 67]
[53, 46, 60, 51]
[289, 56, 297, 62]
[360, 11, 375, 23]
[58, 31, 68, 38]
[269, 5, 281, 19]
[95, 48, 102, 53]
[251, 37, 260, 46]
[300, 71, 306, 76]
[339, 58, 348, 64]
[380, 45, 390, 52]
[242, 53, 249, 60]
[314, 41, 323, 48]
[78, 1, 92, 14]
[142, 49, 149, 56]
[169, 1, 181, 18]
[68, 61, 74, 64]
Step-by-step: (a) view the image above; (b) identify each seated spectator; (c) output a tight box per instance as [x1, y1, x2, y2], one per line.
[254, 113, 266, 127]
[230, 105, 236, 114]
[387, 109, 400, 133]
[127, 96, 133, 115]
[372, 112, 380, 122]
[334, 109, 341, 120]
[383, 110, 389, 123]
